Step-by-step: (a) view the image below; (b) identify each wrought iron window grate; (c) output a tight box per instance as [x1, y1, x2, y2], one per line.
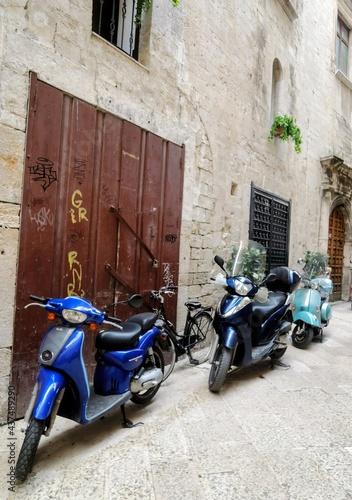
[92, 0, 140, 60]
[249, 185, 291, 270]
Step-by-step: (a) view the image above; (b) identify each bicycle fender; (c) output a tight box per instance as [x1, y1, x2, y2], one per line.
[293, 311, 320, 328]
[32, 367, 67, 420]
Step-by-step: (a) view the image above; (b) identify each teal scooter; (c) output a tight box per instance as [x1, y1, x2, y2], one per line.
[292, 252, 333, 349]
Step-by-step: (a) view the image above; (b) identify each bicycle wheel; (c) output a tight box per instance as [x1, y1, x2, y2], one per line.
[187, 310, 215, 364]
[156, 325, 177, 382]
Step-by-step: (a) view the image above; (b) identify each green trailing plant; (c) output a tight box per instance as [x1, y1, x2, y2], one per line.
[268, 114, 302, 154]
[226, 245, 267, 284]
[135, 0, 180, 26]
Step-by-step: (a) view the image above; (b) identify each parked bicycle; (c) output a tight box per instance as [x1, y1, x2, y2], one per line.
[128, 286, 215, 381]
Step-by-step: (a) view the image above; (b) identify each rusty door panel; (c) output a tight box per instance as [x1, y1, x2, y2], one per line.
[139, 133, 164, 295]
[12, 74, 184, 416]
[160, 142, 184, 284]
[94, 113, 122, 308]
[117, 121, 143, 294]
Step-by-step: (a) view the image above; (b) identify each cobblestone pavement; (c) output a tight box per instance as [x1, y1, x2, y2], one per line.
[2, 301, 352, 499]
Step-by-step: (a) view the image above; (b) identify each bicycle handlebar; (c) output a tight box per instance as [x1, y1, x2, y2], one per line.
[151, 286, 178, 298]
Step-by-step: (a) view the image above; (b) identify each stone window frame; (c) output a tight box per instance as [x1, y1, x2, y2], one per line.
[335, 7, 352, 91]
[92, 0, 142, 61]
[336, 16, 350, 75]
[249, 185, 291, 271]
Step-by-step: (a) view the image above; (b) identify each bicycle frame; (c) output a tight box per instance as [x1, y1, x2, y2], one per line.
[154, 294, 210, 353]
[148, 286, 215, 380]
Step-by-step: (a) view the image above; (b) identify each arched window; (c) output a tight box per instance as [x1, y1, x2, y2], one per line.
[270, 58, 283, 120]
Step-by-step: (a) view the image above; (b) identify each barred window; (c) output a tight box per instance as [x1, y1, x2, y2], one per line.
[249, 185, 291, 271]
[92, 0, 141, 60]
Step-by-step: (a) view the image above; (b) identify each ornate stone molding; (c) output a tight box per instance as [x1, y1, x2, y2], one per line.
[278, 0, 298, 21]
[320, 155, 352, 197]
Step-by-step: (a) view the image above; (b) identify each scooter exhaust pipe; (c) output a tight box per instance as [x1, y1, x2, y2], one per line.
[130, 367, 163, 393]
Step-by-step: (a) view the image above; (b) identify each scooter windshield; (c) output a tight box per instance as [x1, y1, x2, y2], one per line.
[302, 252, 329, 280]
[226, 240, 267, 284]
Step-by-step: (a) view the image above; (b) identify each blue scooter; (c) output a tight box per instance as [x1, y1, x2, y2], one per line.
[15, 294, 164, 482]
[208, 240, 301, 392]
[292, 253, 333, 349]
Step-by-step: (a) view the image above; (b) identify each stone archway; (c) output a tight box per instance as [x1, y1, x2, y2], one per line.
[320, 156, 352, 301]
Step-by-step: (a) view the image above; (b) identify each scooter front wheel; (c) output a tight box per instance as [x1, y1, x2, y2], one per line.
[208, 345, 232, 393]
[15, 417, 46, 482]
[292, 322, 314, 349]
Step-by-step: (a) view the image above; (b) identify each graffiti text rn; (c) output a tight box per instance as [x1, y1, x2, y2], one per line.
[67, 250, 85, 297]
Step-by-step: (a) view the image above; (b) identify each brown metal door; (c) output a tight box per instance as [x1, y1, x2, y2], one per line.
[327, 207, 345, 301]
[12, 74, 184, 416]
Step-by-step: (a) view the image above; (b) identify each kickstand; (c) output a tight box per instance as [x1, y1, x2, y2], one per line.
[187, 349, 199, 366]
[270, 358, 290, 369]
[120, 404, 144, 429]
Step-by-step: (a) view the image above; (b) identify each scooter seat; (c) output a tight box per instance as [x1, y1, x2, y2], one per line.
[251, 291, 287, 332]
[126, 312, 158, 331]
[96, 322, 142, 350]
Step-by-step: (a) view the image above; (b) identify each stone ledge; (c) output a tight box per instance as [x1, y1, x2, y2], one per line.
[335, 70, 352, 91]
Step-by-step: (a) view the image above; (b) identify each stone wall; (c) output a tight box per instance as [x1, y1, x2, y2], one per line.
[1, 0, 352, 421]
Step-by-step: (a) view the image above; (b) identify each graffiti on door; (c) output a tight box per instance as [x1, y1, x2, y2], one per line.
[12, 73, 185, 416]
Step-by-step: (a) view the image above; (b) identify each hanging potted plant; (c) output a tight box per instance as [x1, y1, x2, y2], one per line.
[268, 114, 302, 153]
[135, 0, 180, 26]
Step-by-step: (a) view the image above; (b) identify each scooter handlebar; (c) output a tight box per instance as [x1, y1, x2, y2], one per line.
[211, 274, 227, 286]
[103, 314, 123, 329]
[29, 295, 50, 303]
[104, 314, 122, 323]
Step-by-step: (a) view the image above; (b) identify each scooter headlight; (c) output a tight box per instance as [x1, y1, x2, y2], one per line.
[310, 282, 319, 290]
[235, 281, 253, 296]
[62, 309, 87, 324]
[217, 297, 252, 318]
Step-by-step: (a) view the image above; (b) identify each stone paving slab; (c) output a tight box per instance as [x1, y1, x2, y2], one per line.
[1, 301, 352, 499]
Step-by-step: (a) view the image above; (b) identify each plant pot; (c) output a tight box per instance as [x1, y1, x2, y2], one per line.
[274, 126, 283, 137]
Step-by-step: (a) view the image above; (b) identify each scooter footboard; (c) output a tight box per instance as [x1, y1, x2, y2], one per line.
[32, 367, 67, 420]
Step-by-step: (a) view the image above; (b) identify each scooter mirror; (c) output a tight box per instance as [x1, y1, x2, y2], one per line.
[265, 272, 277, 283]
[214, 255, 225, 271]
[128, 294, 144, 308]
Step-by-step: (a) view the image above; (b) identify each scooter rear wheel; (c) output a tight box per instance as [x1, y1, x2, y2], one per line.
[292, 322, 314, 349]
[208, 345, 232, 393]
[15, 417, 46, 482]
[131, 344, 164, 404]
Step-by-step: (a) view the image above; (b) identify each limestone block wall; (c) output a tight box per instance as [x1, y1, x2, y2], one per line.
[1, 0, 352, 421]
